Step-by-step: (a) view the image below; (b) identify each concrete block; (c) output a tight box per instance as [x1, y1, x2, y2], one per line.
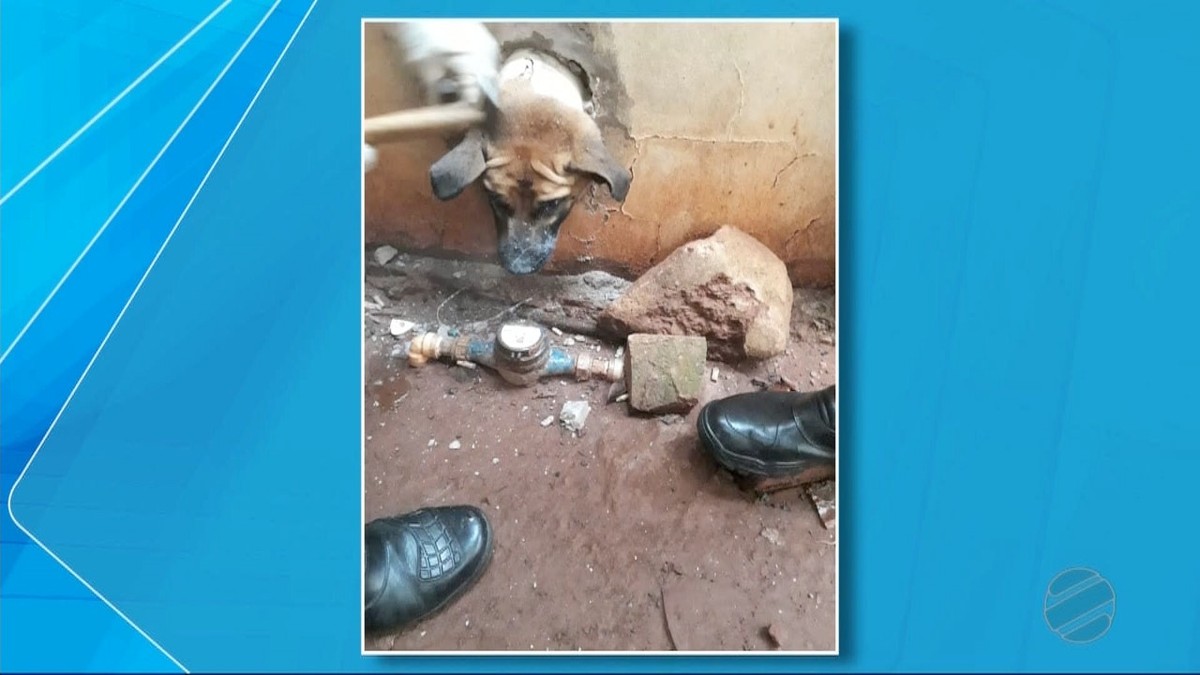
[625, 334, 708, 414]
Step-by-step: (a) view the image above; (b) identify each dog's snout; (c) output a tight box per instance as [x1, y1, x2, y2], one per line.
[497, 219, 559, 275]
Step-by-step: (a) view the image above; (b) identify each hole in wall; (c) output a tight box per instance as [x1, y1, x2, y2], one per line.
[488, 23, 624, 123]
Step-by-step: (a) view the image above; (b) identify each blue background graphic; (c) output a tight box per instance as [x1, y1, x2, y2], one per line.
[2, 0, 1198, 672]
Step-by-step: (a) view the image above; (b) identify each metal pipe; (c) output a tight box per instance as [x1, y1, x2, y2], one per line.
[404, 323, 623, 386]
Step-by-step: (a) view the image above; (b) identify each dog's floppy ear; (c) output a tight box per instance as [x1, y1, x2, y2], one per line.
[571, 133, 632, 202]
[430, 130, 486, 201]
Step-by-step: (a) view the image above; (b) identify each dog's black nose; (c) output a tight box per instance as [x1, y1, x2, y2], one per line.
[498, 249, 550, 275]
[497, 233, 556, 275]
[496, 217, 560, 275]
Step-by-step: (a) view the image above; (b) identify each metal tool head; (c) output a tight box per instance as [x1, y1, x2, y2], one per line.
[432, 73, 500, 132]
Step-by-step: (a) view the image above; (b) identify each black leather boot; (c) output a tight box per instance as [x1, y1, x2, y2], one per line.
[364, 505, 493, 636]
[697, 385, 836, 478]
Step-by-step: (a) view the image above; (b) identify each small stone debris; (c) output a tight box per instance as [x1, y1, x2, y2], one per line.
[710, 367, 720, 382]
[564, 338, 576, 346]
[539, 415, 555, 427]
[574, 335, 589, 343]
[605, 379, 627, 403]
[492, 457, 499, 464]
[389, 319, 415, 337]
[806, 480, 837, 530]
[452, 270, 466, 279]
[373, 245, 398, 266]
[765, 623, 787, 650]
[820, 335, 835, 345]
[448, 439, 462, 450]
[615, 393, 630, 403]
[456, 360, 478, 369]
[615, 345, 625, 359]
[551, 326, 564, 336]
[427, 439, 437, 448]
[760, 527, 783, 546]
[559, 400, 591, 433]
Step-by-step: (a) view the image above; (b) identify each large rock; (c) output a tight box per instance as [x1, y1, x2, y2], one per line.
[625, 334, 708, 414]
[598, 226, 793, 361]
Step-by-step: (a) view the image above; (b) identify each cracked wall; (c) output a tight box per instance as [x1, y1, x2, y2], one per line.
[364, 22, 837, 286]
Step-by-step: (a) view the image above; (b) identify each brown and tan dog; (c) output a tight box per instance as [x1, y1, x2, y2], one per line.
[429, 48, 631, 275]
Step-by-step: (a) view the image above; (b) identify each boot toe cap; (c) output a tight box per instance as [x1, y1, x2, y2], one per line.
[364, 505, 494, 636]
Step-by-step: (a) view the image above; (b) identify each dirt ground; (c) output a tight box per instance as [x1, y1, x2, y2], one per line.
[362, 253, 837, 652]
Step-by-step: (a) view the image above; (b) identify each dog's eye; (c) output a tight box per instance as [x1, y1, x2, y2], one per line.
[487, 192, 512, 214]
[535, 198, 567, 218]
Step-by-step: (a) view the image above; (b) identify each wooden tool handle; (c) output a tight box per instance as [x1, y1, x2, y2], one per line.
[363, 104, 486, 144]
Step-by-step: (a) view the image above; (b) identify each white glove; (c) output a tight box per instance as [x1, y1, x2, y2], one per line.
[386, 21, 500, 108]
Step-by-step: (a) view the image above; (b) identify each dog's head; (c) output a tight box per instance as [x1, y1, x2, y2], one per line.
[428, 52, 631, 275]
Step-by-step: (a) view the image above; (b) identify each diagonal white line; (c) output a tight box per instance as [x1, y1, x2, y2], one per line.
[0, 0, 234, 206]
[0, 1, 265, 367]
[5, 1, 319, 672]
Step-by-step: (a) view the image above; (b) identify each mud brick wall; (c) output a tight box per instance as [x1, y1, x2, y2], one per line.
[364, 22, 837, 287]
